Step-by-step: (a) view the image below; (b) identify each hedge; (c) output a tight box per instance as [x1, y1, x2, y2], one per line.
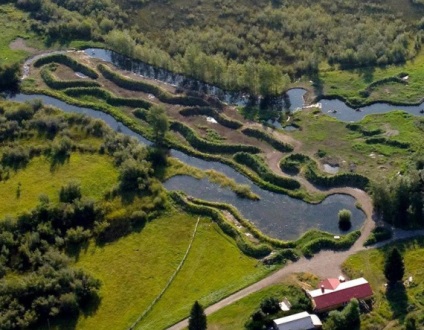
[304, 162, 369, 190]
[40, 66, 101, 90]
[132, 108, 148, 121]
[179, 106, 243, 129]
[280, 153, 310, 174]
[262, 248, 300, 265]
[63, 87, 152, 109]
[365, 137, 410, 149]
[97, 63, 209, 107]
[170, 121, 261, 154]
[241, 127, 294, 152]
[234, 152, 301, 190]
[345, 123, 383, 136]
[300, 230, 361, 258]
[169, 191, 272, 258]
[33, 54, 99, 79]
[363, 226, 393, 246]
[359, 74, 408, 97]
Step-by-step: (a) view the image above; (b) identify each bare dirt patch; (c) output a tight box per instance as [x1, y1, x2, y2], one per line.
[9, 38, 37, 53]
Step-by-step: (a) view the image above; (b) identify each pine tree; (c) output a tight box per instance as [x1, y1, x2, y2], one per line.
[384, 248, 405, 283]
[188, 301, 207, 330]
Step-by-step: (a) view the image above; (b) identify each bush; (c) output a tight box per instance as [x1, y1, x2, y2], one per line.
[241, 127, 294, 152]
[364, 226, 393, 246]
[33, 54, 99, 79]
[338, 209, 352, 231]
[60, 182, 82, 203]
[279, 153, 310, 175]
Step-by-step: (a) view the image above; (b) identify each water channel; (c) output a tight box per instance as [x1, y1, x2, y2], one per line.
[8, 93, 364, 240]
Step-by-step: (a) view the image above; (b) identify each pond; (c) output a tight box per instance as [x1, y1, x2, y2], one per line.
[7, 93, 366, 240]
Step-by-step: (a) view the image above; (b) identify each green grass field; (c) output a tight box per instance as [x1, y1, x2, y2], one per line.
[72, 212, 269, 330]
[319, 48, 424, 105]
[0, 154, 118, 219]
[289, 109, 424, 182]
[0, 4, 41, 65]
[342, 237, 424, 329]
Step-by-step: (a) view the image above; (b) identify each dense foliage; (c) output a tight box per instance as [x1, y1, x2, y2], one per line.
[9, 0, 424, 95]
[324, 299, 360, 330]
[384, 248, 405, 283]
[245, 286, 311, 329]
[371, 163, 424, 228]
[0, 100, 166, 328]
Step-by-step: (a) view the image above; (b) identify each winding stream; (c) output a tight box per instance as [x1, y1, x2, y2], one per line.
[7, 93, 364, 240]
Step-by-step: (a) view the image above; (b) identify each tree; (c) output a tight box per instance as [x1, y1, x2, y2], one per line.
[147, 105, 169, 146]
[324, 299, 360, 330]
[384, 248, 405, 283]
[188, 301, 207, 330]
[338, 209, 352, 231]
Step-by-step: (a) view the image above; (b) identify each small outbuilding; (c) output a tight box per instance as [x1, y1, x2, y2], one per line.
[306, 277, 373, 313]
[273, 311, 322, 330]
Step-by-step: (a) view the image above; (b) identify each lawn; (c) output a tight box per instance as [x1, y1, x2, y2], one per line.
[135, 218, 270, 329]
[0, 153, 118, 219]
[342, 237, 424, 329]
[71, 212, 269, 330]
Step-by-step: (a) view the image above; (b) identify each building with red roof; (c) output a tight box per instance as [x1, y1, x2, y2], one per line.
[306, 277, 373, 313]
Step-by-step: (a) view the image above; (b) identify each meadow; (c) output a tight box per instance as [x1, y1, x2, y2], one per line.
[74, 212, 269, 330]
[342, 238, 424, 329]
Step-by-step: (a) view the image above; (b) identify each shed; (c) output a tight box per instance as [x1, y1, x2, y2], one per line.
[273, 311, 322, 330]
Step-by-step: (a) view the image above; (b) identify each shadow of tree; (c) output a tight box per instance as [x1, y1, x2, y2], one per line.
[386, 282, 408, 321]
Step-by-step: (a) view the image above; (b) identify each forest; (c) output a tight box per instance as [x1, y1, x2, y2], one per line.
[7, 0, 424, 96]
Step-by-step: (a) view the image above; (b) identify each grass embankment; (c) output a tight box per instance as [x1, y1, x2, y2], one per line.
[319, 48, 424, 106]
[0, 154, 118, 219]
[342, 238, 424, 329]
[74, 212, 270, 330]
[289, 109, 424, 182]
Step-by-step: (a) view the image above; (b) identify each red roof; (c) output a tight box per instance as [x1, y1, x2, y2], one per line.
[320, 278, 340, 290]
[308, 278, 373, 312]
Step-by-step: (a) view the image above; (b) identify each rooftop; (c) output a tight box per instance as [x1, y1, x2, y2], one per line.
[273, 311, 322, 330]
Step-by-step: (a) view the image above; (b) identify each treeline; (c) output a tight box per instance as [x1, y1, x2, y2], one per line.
[97, 64, 209, 107]
[371, 163, 424, 227]
[233, 152, 301, 190]
[169, 121, 260, 154]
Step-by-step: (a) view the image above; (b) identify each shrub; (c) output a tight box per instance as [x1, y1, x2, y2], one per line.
[301, 231, 360, 258]
[59, 182, 82, 203]
[338, 209, 352, 231]
[364, 227, 393, 246]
